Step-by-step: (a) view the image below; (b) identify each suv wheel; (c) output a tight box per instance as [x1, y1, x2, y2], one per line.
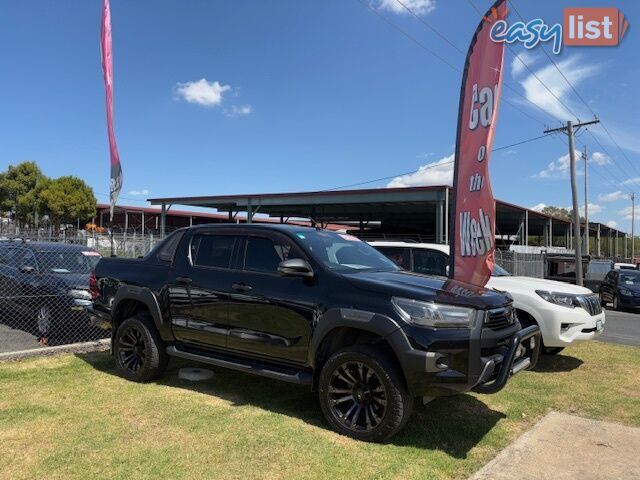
[113, 315, 168, 382]
[318, 345, 412, 442]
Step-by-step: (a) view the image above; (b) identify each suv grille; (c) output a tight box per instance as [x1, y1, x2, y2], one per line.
[578, 294, 602, 316]
[484, 305, 517, 331]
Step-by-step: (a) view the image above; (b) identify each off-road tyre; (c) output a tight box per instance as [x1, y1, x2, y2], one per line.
[318, 344, 413, 442]
[113, 315, 168, 382]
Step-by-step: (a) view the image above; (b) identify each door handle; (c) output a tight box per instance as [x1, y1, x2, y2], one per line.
[232, 283, 252, 293]
[176, 276, 192, 284]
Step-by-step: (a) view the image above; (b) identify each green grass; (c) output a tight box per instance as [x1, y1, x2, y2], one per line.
[1, 341, 639, 480]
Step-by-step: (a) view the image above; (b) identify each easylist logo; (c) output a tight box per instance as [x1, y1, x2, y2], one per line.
[564, 8, 629, 46]
[490, 7, 629, 54]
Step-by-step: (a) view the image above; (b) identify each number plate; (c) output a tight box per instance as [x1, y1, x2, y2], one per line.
[596, 320, 604, 332]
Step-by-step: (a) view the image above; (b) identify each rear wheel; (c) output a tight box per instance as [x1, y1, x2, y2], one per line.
[113, 316, 168, 382]
[318, 345, 412, 442]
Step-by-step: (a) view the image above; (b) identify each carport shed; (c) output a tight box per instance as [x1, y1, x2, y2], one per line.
[148, 186, 627, 257]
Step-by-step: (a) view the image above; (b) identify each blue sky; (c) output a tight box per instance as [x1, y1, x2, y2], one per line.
[1, 0, 639, 231]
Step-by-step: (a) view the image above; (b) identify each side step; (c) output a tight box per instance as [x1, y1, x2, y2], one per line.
[166, 346, 313, 385]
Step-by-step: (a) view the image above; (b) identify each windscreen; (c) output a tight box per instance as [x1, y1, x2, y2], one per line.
[36, 250, 101, 274]
[294, 230, 399, 273]
[619, 271, 640, 286]
[492, 264, 511, 276]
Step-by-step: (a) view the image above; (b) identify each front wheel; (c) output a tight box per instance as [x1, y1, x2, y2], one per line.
[113, 315, 168, 382]
[612, 295, 620, 311]
[318, 345, 413, 442]
[599, 291, 606, 307]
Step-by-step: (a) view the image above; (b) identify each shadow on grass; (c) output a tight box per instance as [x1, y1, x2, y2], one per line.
[533, 353, 583, 373]
[76, 351, 505, 458]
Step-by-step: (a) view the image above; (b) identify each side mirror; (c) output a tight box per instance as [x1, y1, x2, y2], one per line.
[19, 265, 36, 274]
[278, 258, 314, 278]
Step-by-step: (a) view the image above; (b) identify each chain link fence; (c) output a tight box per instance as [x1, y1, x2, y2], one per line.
[494, 250, 544, 278]
[0, 231, 162, 354]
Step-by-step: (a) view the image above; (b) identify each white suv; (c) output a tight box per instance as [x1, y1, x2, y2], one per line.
[369, 241, 605, 354]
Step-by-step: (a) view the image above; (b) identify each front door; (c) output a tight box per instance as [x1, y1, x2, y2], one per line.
[225, 232, 317, 366]
[168, 232, 240, 349]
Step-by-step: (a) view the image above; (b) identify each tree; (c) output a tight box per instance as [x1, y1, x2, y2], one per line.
[38, 176, 97, 228]
[0, 161, 45, 223]
[541, 205, 585, 223]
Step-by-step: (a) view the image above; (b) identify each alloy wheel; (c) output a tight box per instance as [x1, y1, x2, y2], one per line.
[117, 326, 147, 373]
[327, 361, 388, 432]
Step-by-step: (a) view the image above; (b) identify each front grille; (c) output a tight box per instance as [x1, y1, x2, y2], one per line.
[578, 294, 603, 316]
[484, 305, 516, 331]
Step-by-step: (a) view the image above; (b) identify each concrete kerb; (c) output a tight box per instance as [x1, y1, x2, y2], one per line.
[0, 338, 110, 362]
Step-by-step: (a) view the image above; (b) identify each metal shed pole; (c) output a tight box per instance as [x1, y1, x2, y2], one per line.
[524, 210, 529, 247]
[596, 224, 601, 257]
[160, 203, 166, 238]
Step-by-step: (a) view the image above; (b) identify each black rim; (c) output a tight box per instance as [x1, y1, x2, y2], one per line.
[117, 326, 146, 373]
[327, 361, 387, 432]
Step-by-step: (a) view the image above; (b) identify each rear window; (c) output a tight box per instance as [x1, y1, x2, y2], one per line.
[156, 230, 185, 262]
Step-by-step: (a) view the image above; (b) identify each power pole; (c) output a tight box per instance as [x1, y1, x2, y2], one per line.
[632, 192, 636, 263]
[583, 145, 589, 256]
[544, 118, 600, 286]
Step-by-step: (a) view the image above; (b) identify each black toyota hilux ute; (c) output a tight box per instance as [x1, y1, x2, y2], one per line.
[89, 224, 540, 442]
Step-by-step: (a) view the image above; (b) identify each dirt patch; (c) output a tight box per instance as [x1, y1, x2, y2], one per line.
[469, 411, 640, 480]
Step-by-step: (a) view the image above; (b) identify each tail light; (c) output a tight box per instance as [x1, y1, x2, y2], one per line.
[89, 271, 99, 300]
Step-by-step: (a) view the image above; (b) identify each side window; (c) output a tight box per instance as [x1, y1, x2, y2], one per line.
[412, 249, 448, 276]
[157, 230, 185, 262]
[244, 236, 299, 274]
[190, 235, 238, 269]
[376, 247, 411, 270]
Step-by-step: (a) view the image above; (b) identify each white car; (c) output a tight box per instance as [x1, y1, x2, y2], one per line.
[369, 241, 605, 354]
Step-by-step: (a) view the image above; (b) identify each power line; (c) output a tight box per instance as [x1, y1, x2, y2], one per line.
[324, 133, 554, 191]
[508, 0, 640, 177]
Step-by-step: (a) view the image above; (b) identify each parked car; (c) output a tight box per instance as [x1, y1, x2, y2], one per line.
[0, 240, 101, 345]
[89, 225, 540, 442]
[599, 269, 640, 310]
[614, 262, 637, 270]
[369, 241, 605, 355]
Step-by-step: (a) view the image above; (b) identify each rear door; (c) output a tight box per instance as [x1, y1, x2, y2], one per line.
[168, 230, 240, 349]
[225, 231, 317, 366]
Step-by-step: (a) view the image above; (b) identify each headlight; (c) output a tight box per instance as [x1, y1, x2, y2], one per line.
[619, 287, 632, 296]
[535, 290, 580, 308]
[68, 289, 91, 300]
[392, 297, 476, 328]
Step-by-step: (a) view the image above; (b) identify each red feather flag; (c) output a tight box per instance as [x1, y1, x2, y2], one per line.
[100, 0, 123, 222]
[448, 0, 507, 287]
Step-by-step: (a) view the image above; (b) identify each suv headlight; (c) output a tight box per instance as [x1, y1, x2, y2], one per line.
[392, 297, 476, 328]
[68, 289, 91, 301]
[535, 290, 580, 308]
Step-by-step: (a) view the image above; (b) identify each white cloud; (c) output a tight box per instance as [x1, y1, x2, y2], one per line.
[532, 150, 581, 179]
[225, 104, 252, 117]
[377, 0, 436, 15]
[128, 189, 150, 196]
[530, 203, 546, 212]
[501, 149, 517, 156]
[416, 152, 434, 159]
[518, 56, 600, 120]
[175, 78, 231, 107]
[598, 190, 626, 202]
[582, 203, 603, 215]
[618, 206, 640, 220]
[622, 177, 640, 185]
[510, 50, 537, 77]
[387, 153, 454, 188]
[606, 220, 619, 228]
[590, 151, 611, 166]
